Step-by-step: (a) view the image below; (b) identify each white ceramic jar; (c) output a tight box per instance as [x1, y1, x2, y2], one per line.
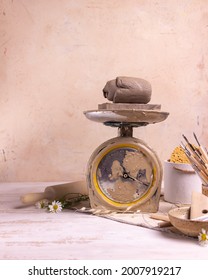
[163, 160, 201, 204]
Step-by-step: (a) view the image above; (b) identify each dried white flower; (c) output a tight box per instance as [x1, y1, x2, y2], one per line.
[35, 199, 49, 209]
[198, 228, 208, 246]
[48, 201, 63, 213]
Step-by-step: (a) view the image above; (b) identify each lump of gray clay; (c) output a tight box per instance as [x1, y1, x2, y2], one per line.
[103, 76, 152, 104]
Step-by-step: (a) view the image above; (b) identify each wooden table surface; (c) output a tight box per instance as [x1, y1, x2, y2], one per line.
[0, 182, 208, 260]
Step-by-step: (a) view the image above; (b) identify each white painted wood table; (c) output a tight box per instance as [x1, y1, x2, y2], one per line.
[0, 182, 208, 260]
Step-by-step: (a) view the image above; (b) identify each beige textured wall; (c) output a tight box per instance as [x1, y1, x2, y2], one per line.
[0, 0, 208, 182]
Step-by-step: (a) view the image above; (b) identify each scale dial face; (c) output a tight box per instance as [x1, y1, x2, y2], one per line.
[87, 137, 161, 210]
[96, 146, 153, 204]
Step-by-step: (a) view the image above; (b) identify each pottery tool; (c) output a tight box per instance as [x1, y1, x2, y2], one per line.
[182, 135, 204, 165]
[179, 142, 207, 181]
[190, 191, 208, 220]
[150, 213, 172, 228]
[193, 132, 208, 163]
[157, 221, 172, 228]
[20, 181, 88, 205]
[150, 213, 170, 222]
[183, 134, 208, 165]
[180, 134, 208, 185]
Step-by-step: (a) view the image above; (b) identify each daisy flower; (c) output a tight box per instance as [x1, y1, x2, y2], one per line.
[35, 199, 49, 209]
[48, 201, 63, 213]
[198, 228, 208, 246]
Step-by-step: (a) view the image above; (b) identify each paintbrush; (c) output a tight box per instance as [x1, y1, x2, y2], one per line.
[181, 140, 207, 171]
[182, 135, 203, 161]
[180, 145, 208, 184]
[193, 132, 208, 163]
[181, 134, 208, 185]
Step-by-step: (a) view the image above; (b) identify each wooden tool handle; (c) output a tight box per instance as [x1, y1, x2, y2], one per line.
[150, 213, 170, 222]
[20, 181, 88, 205]
[20, 192, 47, 204]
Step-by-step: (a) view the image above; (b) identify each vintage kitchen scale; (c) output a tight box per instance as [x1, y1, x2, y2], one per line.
[84, 77, 169, 213]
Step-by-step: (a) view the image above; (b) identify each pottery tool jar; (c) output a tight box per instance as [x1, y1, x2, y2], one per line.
[163, 145, 202, 204]
[164, 161, 201, 204]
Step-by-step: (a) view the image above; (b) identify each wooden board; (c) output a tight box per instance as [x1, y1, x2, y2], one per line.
[98, 103, 161, 110]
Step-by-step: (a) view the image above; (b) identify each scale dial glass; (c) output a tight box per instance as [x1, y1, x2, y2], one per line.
[95, 145, 154, 204]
